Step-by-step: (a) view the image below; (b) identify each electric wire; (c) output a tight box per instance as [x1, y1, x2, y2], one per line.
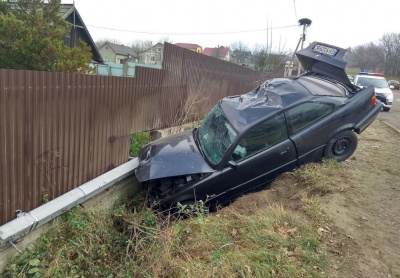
[86, 24, 299, 36]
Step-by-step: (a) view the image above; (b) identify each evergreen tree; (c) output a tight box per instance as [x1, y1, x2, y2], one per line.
[0, 0, 92, 72]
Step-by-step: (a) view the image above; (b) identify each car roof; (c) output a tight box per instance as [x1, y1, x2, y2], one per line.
[221, 78, 312, 133]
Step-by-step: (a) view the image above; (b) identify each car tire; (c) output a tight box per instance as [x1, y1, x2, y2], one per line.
[383, 107, 390, 112]
[324, 130, 358, 162]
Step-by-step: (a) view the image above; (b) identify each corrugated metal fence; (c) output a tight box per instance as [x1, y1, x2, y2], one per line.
[0, 43, 263, 224]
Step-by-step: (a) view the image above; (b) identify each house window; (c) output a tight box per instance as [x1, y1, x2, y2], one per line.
[157, 47, 162, 52]
[151, 56, 155, 62]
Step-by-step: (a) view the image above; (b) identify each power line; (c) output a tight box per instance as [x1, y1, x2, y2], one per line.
[293, 0, 298, 21]
[86, 24, 298, 36]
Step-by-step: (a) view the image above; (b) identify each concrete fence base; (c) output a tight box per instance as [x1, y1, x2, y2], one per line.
[0, 163, 141, 272]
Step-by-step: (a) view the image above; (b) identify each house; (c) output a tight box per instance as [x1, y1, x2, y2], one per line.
[58, 4, 103, 63]
[99, 42, 138, 64]
[202, 46, 230, 61]
[138, 43, 164, 65]
[175, 43, 202, 53]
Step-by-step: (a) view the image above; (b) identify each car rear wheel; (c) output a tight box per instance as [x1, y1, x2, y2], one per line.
[324, 130, 358, 162]
[383, 107, 390, 112]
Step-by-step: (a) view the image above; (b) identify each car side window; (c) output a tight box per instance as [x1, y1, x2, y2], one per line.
[287, 102, 333, 134]
[232, 113, 287, 162]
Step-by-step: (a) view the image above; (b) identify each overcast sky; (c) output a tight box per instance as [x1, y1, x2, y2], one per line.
[68, 0, 399, 52]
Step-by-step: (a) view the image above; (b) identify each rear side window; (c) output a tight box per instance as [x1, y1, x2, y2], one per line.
[232, 113, 287, 161]
[287, 102, 333, 134]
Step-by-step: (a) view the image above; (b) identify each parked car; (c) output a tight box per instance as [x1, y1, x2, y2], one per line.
[388, 80, 400, 90]
[135, 41, 382, 211]
[353, 73, 393, 111]
[347, 75, 355, 83]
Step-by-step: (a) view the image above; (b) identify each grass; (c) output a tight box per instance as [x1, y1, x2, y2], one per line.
[129, 131, 149, 157]
[289, 159, 343, 194]
[2, 160, 349, 278]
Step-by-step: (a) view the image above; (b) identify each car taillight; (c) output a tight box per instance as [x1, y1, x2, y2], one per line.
[371, 95, 377, 106]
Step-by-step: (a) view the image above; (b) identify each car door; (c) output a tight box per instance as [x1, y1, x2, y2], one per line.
[286, 101, 335, 164]
[215, 113, 297, 203]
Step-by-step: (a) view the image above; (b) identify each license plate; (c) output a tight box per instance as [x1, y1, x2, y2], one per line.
[313, 44, 338, 57]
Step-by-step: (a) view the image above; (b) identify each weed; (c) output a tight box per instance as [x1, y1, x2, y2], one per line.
[290, 159, 343, 195]
[171, 79, 209, 129]
[36, 150, 68, 203]
[3, 160, 352, 277]
[176, 200, 209, 219]
[129, 131, 149, 157]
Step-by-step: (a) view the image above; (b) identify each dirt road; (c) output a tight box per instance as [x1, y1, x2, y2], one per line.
[321, 115, 400, 277]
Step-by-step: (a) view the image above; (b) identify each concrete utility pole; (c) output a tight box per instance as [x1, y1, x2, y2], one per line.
[296, 18, 312, 76]
[285, 18, 312, 77]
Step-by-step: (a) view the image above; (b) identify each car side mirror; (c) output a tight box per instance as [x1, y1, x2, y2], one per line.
[227, 160, 238, 169]
[389, 85, 394, 89]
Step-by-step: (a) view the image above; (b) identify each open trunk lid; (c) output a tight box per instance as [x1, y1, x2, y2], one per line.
[296, 41, 356, 91]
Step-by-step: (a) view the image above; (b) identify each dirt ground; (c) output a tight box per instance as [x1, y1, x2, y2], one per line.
[321, 119, 400, 277]
[230, 119, 400, 277]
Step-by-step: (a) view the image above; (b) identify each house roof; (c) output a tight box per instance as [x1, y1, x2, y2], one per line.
[202, 47, 229, 58]
[104, 42, 138, 58]
[58, 4, 103, 63]
[175, 43, 202, 50]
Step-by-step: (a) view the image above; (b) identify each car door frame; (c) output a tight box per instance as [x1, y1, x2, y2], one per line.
[211, 112, 297, 204]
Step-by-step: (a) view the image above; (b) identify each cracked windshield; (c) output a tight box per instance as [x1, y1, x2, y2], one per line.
[198, 103, 238, 165]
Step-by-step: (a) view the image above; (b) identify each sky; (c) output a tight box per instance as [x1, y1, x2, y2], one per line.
[67, 0, 400, 52]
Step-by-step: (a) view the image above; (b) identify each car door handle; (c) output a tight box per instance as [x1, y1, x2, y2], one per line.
[279, 147, 289, 155]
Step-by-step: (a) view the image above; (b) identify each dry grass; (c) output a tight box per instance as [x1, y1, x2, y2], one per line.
[2, 160, 354, 278]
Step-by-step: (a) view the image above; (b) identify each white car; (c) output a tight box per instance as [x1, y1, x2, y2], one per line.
[353, 73, 393, 112]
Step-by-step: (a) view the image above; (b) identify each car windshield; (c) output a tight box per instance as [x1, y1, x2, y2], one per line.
[356, 77, 388, 89]
[198, 103, 238, 166]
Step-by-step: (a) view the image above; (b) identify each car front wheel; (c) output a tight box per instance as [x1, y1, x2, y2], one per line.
[324, 130, 358, 162]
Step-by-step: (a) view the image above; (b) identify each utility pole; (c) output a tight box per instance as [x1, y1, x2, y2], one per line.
[285, 18, 312, 77]
[296, 18, 312, 76]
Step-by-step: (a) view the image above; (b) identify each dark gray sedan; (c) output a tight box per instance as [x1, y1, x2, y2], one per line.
[135, 42, 382, 211]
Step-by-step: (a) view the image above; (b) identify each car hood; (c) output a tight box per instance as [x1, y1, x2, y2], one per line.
[296, 41, 356, 91]
[374, 87, 393, 94]
[135, 130, 214, 182]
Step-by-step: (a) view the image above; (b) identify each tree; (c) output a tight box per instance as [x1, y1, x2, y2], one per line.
[366, 42, 384, 72]
[380, 33, 400, 77]
[347, 44, 370, 72]
[158, 36, 172, 44]
[95, 38, 122, 49]
[252, 44, 288, 74]
[0, 0, 92, 72]
[130, 40, 153, 53]
[230, 41, 252, 65]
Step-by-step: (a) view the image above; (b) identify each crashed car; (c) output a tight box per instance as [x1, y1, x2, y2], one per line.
[135, 41, 382, 210]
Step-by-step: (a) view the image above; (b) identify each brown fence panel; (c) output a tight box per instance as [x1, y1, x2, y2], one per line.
[0, 43, 264, 224]
[161, 43, 263, 124]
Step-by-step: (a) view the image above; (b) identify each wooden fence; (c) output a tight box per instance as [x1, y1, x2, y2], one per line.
[0, 43, 263, 224]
